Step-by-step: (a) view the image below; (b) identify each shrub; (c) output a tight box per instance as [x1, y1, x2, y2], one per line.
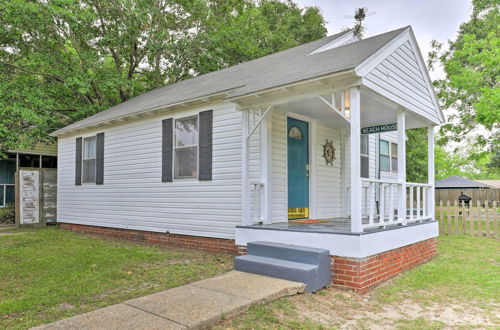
[0, 203, 15, 224]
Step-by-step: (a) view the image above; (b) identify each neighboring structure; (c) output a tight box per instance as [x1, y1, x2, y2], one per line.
[52, 26, 444, 293]
[435, 176, 492, 189]
[0, 143, 57, 208]
[475, 180, 500, 189]
[435, 176, 499, 205]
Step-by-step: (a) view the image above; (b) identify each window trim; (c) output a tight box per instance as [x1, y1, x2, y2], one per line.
[173, 115, 199, 180]
[360, 134, 369, 178]
[379, 139, 398, 173]
[82, 135, 97, 184]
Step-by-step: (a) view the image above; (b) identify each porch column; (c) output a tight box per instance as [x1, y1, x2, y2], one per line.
[260, 111, 273, 224]
[397, 110, 407, 224]
[340, 129, 349, 218]
[241, 110, 251, 225]
[350, 86, 362, 233]
[427, 125, 435, 218]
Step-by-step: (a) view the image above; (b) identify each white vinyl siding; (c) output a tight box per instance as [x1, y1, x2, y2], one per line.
[57, 103, 242, 239]
[314, 123, 342, 219]
[364, 41, 440, 123]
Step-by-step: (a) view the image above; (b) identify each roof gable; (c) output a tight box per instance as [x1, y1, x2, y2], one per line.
[356, 28, 444, 124]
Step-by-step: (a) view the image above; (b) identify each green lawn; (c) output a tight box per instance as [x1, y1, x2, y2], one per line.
[216, 236, 500, 329]
[0, 227, 232, 329]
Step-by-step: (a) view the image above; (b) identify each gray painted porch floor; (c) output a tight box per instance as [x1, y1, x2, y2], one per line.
[239, 218, 434, 235]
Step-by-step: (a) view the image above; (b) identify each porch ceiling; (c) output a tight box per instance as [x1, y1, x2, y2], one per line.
[275, 97, 349, 129]
[273, 87, 432, 130]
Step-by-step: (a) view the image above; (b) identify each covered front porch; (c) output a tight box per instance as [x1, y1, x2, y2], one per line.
[234, 75, 438, 235]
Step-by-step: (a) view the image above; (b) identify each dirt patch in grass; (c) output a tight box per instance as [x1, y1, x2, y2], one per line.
[287, 288, 498, 329]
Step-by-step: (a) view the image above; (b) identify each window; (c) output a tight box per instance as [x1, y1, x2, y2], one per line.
[174, 116, 198, 179]
[82, 136, 96, 183]
[360, 135, 369, 178]
[379, 139, 398, 173]
[0, 156, 15, 207]
[391, 143, 398, 172]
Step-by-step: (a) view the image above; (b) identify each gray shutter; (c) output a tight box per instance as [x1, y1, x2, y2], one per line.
[75, 137, 82, 185]
[162, 118, 173, 182]
[96, 132, 105, 185]
[198, 110, 213, 181]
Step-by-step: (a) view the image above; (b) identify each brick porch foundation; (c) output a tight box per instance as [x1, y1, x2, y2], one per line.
[331, 237, 437, 293]
[60, 223, 436, 293]
[59, 223, 239, 255]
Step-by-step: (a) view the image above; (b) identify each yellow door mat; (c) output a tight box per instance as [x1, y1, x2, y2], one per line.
[289, 219, 330, 224]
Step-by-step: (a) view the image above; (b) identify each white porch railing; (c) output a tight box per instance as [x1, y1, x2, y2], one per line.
[250, 181, 265, 224]
[360, 179, 433, 230]
[406, 182, 433, 222]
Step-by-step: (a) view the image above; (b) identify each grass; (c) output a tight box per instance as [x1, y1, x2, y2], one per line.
[0, 227, 232, 329]
[216, 236, 500, 329]
[375, 236, 499, 303]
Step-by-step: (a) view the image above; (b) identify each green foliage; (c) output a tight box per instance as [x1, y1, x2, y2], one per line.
[0, 0, 327, 152]
[428, 0, 499, 149]
[435, 144, 500, 180]
[0, 203, 15, 224]
[406, 128, 428, 183]
[406, 127, 499, 182]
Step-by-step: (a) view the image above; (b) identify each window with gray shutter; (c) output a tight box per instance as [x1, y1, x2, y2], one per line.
[82, 136, 97, 183]
[174, 116, 198, 179]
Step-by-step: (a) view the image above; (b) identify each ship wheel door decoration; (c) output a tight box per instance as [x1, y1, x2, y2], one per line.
[322, 139, 336, 166]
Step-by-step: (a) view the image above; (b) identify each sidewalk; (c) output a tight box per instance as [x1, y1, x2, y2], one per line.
[33, 271, 305, 329]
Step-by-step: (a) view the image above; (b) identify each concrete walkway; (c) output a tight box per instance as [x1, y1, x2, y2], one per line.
[33, 271, 305, 330]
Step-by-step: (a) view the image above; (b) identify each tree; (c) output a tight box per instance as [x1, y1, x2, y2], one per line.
[434, 145, 499, 180]
[428, 0, 499, 149]
[406, 128, 428, 183]
[168, 0, 327, 78]
[0, 0, 327, 153]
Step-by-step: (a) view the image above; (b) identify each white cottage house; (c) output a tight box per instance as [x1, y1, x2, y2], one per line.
[52, 26, 444, 293]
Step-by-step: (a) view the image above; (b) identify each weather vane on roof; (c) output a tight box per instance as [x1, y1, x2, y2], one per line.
[345, 8, 376, 38]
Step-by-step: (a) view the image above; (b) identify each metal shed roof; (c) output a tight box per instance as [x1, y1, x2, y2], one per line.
[435, 176, 492, 188]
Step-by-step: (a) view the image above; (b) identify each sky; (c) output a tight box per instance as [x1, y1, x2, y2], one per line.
[294, 0, 473, 80]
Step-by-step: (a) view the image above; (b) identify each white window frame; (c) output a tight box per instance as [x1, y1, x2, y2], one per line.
[379, 139, 398, 173]
[360, 134, 369, 178]
[173, 115, 199, 180]
[82, 135, 97, 184]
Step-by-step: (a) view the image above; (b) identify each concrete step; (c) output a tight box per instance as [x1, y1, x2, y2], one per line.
[247, 241, 329, 264]
[235, 241, 331, 292]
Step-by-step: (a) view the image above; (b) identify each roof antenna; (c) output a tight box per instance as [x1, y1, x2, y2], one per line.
[344, 8, 376, 38]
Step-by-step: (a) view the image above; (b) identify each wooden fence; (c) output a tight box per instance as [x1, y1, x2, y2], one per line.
[435, 188, 499, 205]
[437, 200, 498, 239]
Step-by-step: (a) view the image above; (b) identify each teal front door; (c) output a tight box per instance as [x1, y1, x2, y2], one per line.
[287, 117, 309, 219]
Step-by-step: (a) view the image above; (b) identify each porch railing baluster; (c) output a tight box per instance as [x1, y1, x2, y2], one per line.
[416, 186, 421, 220]
[379, 183, 386, 224]
[368, 182, 375, 225]
[389, 184, 395, 223]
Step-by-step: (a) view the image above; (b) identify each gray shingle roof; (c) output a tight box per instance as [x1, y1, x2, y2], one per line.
[435, 176, 491, 188]
[52, 26, 408, 135]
